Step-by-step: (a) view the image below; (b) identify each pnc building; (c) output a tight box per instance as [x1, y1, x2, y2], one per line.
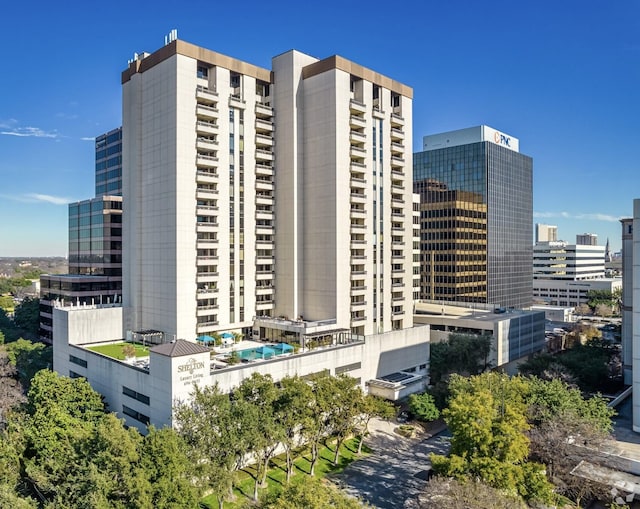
[414, 125, 533, 309]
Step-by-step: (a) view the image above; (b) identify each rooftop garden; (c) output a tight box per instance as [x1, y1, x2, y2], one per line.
[86, 342, 150, 360]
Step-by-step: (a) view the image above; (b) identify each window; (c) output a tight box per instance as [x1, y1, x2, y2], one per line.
[197, 65, 208, 79]
[122, 405, 150, 424]
[69, 355, 87, 368]
[123, 386, 150, 405]
[69, 371, 83, 379]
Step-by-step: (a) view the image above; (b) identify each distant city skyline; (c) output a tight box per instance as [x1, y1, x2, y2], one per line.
[1, 1, 637, 256]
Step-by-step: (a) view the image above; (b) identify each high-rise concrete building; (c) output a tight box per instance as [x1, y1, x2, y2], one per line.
[413, 125, 533, 309]
[50, 35, 428, 431]
[536, 223, 558, 243]
[122, 38, 414, 341]
[577, 233, 598, 246]
[631, 200, 640, 432]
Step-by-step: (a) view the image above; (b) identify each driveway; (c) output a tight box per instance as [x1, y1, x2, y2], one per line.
[332, 419, 450, 508]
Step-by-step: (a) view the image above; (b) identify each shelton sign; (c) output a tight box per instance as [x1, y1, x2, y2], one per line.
[177, 357, 206, 386]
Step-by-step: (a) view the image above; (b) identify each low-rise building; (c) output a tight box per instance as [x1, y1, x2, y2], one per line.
[414, 301, 545, 373]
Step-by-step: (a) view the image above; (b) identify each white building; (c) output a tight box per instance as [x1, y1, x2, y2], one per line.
[52, 34, 428, 432]
[532, 241, 619, 307]
[630, 200, 640, 432]
[621, 217, 633, 385]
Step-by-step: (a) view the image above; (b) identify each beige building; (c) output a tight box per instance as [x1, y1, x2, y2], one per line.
[122, 38, 414, 341]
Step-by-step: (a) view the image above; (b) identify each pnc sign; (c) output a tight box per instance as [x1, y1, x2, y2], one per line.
[493, 131, 511, 148]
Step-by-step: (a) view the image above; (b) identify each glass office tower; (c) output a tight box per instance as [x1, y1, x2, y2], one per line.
[414, 126, 533, 309]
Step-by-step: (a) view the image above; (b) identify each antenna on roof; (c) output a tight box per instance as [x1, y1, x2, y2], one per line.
[165, 29, 178, 46]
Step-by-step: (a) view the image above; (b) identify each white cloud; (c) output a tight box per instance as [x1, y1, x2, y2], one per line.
[80, 136, 95, 141]
[533, 211, 621, 222]
[0, 126, 59, 139]
[0, 193, 73, 205]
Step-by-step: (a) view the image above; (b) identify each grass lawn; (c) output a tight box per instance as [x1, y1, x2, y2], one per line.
[86, 342, 149, 360]
[201, 437, 370, 508]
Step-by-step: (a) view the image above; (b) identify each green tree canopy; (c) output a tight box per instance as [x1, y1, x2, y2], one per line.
[259, 477, 367, 509]
[408, 392, 440, 422]
[13, 298, 40, 337]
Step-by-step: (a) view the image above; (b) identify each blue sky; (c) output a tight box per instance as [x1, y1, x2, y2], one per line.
[1, 0, 638, 256]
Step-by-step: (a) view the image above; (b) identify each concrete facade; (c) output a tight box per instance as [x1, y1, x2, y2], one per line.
[53, 304, 429, 432]
[622, 217, 633, 385]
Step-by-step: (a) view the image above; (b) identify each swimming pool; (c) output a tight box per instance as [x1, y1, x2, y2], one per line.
[236, 343, 293, 361]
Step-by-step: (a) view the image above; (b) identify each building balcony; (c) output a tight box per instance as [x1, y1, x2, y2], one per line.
[391, 195, 405, 204]
[256, 211, 274, 221]
[256, 225, 274, 235]
[255, 179, 273, 191]
[255, 133, 274, 147]
[350, 176, 366, 188]
[256, 194, 274, 206]
[256, 301, 275, 311]
[391, 168, 405, 177]
[390, 127, 404, 141]
[351, 314, 366, 323]
[391, 141, 405, 152]
[392, 268, 405, 274]
[256, 271, 274, 280]
[196, 85, 218, 103]
[196, 188, 219, 199]
[196, 138, 218, 150]
[350, 223, 366, 231]
[256, 255, 274, 264]
[196, 239, 218, 248]
[256, 149, 274, 161]
[392, 281, 405, 288]
[196, 154, 218, 169]
[350, 208, 366, 218]
[256, 286, 275, 296]
[255, 163, 274, 176]
[196, 121, 218, 135]
[196, 256, 218, 265]
[196, 273, 219, 283]
[197, 305, 219, 316]
[196, 104, 219, 120]
[350, 145, 366, 157]
[197, 321, 220, 333]
[392, 309, 405, 317]
[196, 222, 219, 233]
[255, 102, 273, 118]
[392, 295, 405, 302]
[196, 205, 218, 216]
[255, 118, 274, 132]
[196, 170, 218, 184]
[349, 99, 366, 114]
[349, 115, 366, 129]
[351, 300, 367, 308]
[350, 192, 366, 203]
[229, 95, 246, 108]
[350, 131, 366, 144]
[391, 155, 405, 165]
[350, 239, 366, 247]
[390, 113, 405, 127]
[350, 284, 366, 294]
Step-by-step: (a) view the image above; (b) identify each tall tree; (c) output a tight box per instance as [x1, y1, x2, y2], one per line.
[275, 375, 313, 482]
[259, 476, 366, 509]
[174, 383, 242, 509]
[322, 375, 362, 466]
[5, 339, 52, 387]
[235, 373, 284, 501]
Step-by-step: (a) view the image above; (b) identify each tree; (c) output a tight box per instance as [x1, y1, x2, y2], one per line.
[322, 375, 362, 466]
[132, 426, 202, 508]
[0, 295, 15, 313]
[259, 476, 367, 509]
[431, 373, 554, 503]
[430, 334, 492, 385]
[122, 343, 136, 359]
[575, 303, 590, 315]
[305, 374, 336, 476]
[408, 392, 440, 422]
[13, 298, 40, 337]
[275, 376, 314, 482]
[5, 339, 52, 387]
[173, 384, 242, 509]
[355, 395, 395, 455]
[595, 304, 613, 317]
[235, 373, 283, 501]
[417, 476, 527, 509]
